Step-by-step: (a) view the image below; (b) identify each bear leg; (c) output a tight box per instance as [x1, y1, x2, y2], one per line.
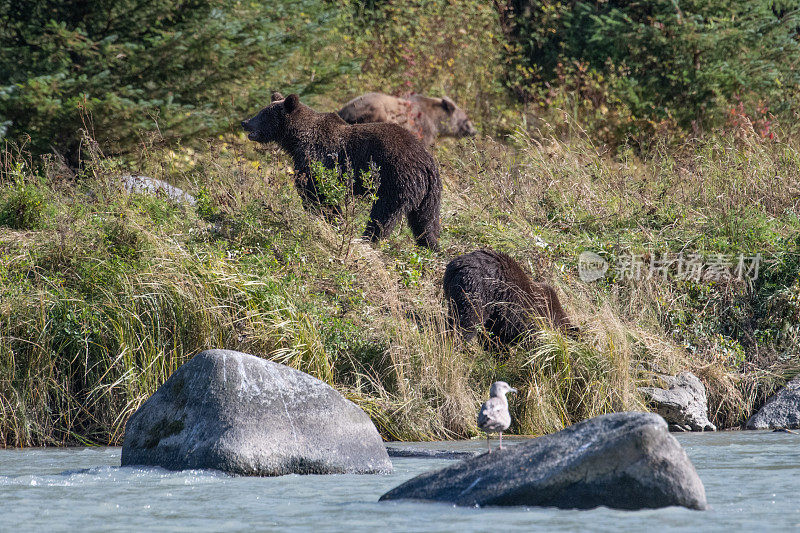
[363, 195, 408, 243]
[407, 187, 441, 250]
[294, 172, 343, 220]
[533, 283, 580, 336]
[407, 209, 440, 250]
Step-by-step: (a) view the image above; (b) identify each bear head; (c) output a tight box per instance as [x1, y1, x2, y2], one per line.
[438, 97, 476, 139]
[241, 92, 301, 144]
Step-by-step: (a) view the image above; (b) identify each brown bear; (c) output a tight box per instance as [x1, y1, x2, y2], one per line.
[242, 93, 441, 249]
[443, 249, 578, 345]
[337, 93, 476, 146]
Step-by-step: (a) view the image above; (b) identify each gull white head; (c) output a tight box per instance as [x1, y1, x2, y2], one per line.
[489, 381, 517, 399]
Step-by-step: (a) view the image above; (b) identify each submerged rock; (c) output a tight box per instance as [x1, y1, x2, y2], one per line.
[746, 376, 800, 430]
[380, 412, 707, 510]
[121, 175, 196, 205]
[121, 349, 392, 476]
[385, 447, 479, 459]
[639, 372, 716, 432]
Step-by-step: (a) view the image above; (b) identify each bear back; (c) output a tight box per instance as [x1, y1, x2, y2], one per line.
[443, 249, 577, 344]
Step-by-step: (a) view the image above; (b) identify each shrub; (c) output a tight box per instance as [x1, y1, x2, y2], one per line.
[502, 0, 800, 134]
[0, 160, 47, 229]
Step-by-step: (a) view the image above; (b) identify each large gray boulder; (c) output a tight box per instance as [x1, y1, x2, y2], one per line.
[639, 372, 716, 432]
[121, 349, 392, 475]
[121, 175, 196, 205]
[746, 376, 800, 430]
[380, 412, 707, 510]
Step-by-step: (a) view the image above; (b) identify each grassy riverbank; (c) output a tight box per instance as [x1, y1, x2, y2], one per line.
[2, 127, 798, 446]
[1, 0, 799, 446]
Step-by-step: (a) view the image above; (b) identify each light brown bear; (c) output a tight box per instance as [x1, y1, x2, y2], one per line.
[338, 93, 476, 146]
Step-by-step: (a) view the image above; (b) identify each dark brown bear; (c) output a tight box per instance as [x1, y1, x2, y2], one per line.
[241, 92, 441, 249]
[443, 249, 578, 345]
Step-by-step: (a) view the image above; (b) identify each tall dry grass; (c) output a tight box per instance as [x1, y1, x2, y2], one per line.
[1, 122, 798, 446]
[439, 124, 800, 429]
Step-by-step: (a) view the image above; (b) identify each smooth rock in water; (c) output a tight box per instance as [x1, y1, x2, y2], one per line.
[380, 412, 707, 510]
[639, 372, 716, 432]
[746, 376, 800, 430]
[121, 349, 392, 475]
[121, 175, 196, 205]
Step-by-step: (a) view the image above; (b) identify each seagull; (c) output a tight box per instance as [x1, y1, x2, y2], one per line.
[477, 381, 517, 452]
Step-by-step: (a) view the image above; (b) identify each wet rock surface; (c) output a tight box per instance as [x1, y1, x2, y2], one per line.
[380, 412, 707, 510]
[385, 447, 479, 460]
[122, 349, 392, 476]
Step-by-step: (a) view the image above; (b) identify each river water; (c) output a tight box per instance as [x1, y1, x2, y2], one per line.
[1, 431, 798, 532]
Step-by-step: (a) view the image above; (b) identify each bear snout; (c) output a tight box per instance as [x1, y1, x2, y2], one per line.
[241, 119, 260, 141]
[463, 121, 477, 136]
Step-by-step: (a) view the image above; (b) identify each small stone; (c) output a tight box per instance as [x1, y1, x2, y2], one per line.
[639, 372, 716, 431]
[121, 175, 196, 205]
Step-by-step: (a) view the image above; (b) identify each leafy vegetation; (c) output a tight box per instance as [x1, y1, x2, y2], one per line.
[0, 0, 798, 446]
[0, 0, 355, 161]
[502, 0, 800, 139]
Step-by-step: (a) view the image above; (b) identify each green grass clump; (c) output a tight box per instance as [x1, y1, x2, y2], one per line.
[0, 158, 49, 231]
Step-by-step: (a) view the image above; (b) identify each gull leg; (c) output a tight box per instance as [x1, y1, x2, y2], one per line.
[487, 433, 491, 453]
[499, 432, 503, 450]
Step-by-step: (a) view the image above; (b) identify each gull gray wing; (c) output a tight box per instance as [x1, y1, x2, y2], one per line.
[477, 397, 511, 433]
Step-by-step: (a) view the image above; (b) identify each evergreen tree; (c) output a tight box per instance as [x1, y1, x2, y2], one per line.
[0, 0, 349, 161]
[504, 0, 800, 128]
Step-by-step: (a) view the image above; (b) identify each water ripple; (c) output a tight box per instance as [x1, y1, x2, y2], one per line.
[0, 432, 797, 532]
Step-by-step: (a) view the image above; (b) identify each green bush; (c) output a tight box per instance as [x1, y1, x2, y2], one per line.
[503, 0, 800, 132]
[0, 173, 46, 230]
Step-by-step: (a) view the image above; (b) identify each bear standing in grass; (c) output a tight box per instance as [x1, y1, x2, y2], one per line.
[443, 249, 578, 345]
[242, 93, 441, 249]
[338, 93, 476, 146]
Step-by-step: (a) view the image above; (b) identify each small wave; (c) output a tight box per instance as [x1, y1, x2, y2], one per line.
[0, 465, 228, 487]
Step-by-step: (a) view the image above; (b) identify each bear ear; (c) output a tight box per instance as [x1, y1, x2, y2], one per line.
[441, 97, 456, 113]
[271, 91, 285, 102]
[284, 94, 300, 113]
